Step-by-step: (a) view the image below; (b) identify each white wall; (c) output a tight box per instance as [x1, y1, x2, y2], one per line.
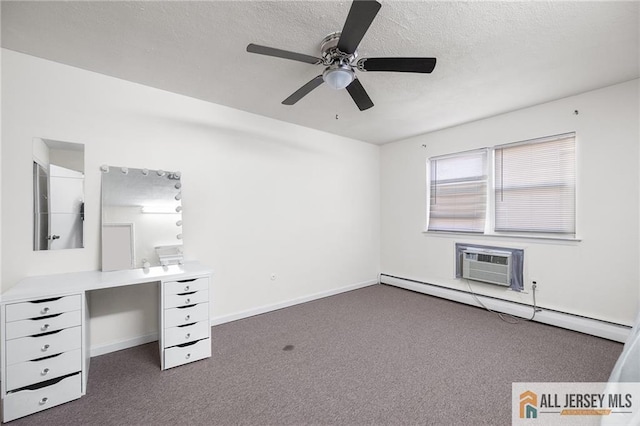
[381, 79, 640, 326]
[32, 137, 50, 166]
[1, 49, 380, 348]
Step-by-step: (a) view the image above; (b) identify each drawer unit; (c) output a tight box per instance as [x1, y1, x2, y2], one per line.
[6, 349, 82, 391]
[6, 326, 82, 366]
[6, 295, 81, 322]
[164, 338, 211, 369]
[161, 275, 211, 370]
[164, 321, 210, 348]
[3, 373, 82, 422]
[164, 290, 209, 309]
[1, 294, 83, 423]
[164, 303, 209, 328]
[5, 311, 82, 340]
[164, 277, 209, 295]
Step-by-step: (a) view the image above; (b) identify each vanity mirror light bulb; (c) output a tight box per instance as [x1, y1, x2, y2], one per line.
[100, 165, 110, 173]
[174, 171, 181, 179]
[121, 167, 128, 174]
[175, 182, 182, 189]
[157, 170, 165, 177]
[176, 220, 183, 226]
[177, 234, 183, 240]
[141, 205, 178, 214]
[175, 193, 182, 201]
[141, 168, 149, 176]
[175, 206, 182, 212]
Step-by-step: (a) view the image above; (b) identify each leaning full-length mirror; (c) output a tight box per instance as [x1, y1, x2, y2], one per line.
[33, 138, 85, 250]
[101, 166, 183, 271]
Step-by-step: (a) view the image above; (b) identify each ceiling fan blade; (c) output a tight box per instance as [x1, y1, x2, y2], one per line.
[358, 57, 437, 73]
[247, 44, 322, 65]
[282, 75, 325, 105]
[346, 78, 374, 111]
[337, 0, 381, 54]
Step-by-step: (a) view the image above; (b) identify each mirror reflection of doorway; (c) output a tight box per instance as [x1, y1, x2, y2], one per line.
[33, 161, 50, 250]
[32, 138, 85, 250]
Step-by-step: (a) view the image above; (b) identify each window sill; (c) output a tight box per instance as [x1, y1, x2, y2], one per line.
[422, 230, 581, 243]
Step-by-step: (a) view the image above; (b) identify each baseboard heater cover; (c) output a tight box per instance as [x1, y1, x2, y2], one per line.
[380, 274, 630, 343]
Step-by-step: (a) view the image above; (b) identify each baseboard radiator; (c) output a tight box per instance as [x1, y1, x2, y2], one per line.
[380, 274, 631, 343]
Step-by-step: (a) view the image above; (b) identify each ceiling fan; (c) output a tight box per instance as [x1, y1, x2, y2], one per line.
[246, 0, 437, 111]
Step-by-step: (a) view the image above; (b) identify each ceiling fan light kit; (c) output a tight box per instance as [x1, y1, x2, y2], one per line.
[246, 0, 436, 111]
[323, 64, 355, 90]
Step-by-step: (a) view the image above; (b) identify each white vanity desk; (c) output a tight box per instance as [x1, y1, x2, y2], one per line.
[0, 261, 212, 422]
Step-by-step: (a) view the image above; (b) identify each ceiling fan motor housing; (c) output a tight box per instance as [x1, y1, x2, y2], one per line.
[321, 31, 357, 66]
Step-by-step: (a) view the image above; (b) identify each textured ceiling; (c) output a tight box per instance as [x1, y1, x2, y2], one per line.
[2, 1, 639, 145]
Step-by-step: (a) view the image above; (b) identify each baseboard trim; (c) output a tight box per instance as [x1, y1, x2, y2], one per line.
[210, 279, 378, 326]
[381, 274, 631, 343]
[90, 279, 378, 357]
[90, 332, 159, 358]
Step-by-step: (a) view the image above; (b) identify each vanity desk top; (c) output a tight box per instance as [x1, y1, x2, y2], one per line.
[0, 261, 213, 303]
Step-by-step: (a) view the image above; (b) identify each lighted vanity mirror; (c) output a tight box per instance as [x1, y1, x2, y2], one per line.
[33, 138, 85, 250]
[101, 166, 183, 271]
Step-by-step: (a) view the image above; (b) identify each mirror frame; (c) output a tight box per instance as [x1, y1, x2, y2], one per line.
[100, 165, 183, 271]
[32, 138, 85, 251]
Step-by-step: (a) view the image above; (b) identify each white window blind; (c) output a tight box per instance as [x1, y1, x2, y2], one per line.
[494, 133, 576, 234]
[428, 149, 487, 233]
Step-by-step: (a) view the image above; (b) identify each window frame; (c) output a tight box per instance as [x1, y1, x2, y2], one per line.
[493, 132, 577, 237]
[425, 133, 578, 241]
[426, 148, 489, 234]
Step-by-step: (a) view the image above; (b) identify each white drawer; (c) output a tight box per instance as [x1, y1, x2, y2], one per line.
[5, 311, 82, 340]
[164, 303, 209, 328]
[164, 321, 210, 348]
[164, 338, 211, 369]
[164, 290, 209, 309]
[164, 277, 209, 296]
[6, 295, 82, 322]
[6, 349, 82, 391]
[2, 373, 82, 423]
[6, 327, 82, 365]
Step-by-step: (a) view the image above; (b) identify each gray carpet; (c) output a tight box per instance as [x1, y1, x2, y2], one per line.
[11, 284, 622, 425]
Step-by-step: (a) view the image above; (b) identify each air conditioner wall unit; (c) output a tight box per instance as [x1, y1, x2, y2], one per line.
[462, 248, 512, 287]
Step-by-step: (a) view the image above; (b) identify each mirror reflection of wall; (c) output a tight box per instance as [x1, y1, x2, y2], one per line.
[101, 166, 183, 271]
[33, 138, 85, 251]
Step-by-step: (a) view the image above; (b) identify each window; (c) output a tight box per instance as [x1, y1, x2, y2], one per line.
[426, 133, 576, 237]
[494, 133, 576, 234]
[427, 149, 488, 233]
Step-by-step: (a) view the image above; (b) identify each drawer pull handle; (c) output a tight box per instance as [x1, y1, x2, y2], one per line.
[39, 397, 48, 405]
[185, 315, 191, 321]
[184, 285, 190, 292]
[41, 324, 50, 331]
[41, 344, 50, 352]
[42, 368, 50, 376]
[185, 353, 191, 359]
[185, 298, 191, 304]
[185, 333, 191, 339]
[41, 307, 50, 314]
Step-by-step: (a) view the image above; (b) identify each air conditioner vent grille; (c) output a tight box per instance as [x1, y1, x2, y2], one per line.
[462, 248, 512, 287]
[477, 254, 508, 265]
